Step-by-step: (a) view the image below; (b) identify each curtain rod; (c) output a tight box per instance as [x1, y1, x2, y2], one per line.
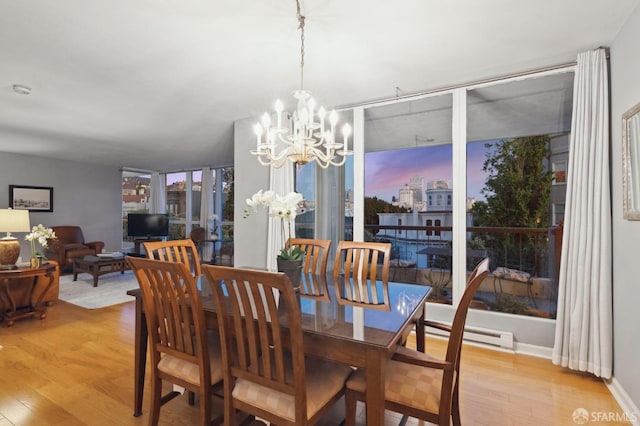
[335, 58, 586, 110]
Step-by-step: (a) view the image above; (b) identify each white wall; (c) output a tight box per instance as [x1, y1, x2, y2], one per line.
[611, 3, 640, 412]
[232, 116, 271, 269]
[0, 152, 123, 255]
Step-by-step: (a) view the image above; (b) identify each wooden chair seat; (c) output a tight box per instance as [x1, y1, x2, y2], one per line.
[157, 331, 224, 387]
[232, 352, 352, 423]
[346, 357, 444, 414]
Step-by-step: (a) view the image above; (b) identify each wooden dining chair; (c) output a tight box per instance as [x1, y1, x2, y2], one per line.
[143, 239, 202, 278]
[333, 241, 391, 308]
[286, 238, 331, 275]
[203, 265, 353, 426]
[344, 257, 491, 426]
[127, 256, 224, 426]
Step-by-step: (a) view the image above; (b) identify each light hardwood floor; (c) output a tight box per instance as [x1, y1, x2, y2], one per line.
[0, 300, 627, 425]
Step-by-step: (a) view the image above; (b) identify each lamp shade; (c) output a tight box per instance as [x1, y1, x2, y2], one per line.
[0, 209, 31, 234]
[0, 209, 31, 268]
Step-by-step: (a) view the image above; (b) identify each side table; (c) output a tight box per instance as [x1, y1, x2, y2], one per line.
[0, 263, 56, 327]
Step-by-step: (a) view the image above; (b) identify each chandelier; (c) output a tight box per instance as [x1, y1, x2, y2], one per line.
[251, 0, 352, 169]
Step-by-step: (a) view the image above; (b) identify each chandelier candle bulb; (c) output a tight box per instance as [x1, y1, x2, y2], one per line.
[255, 124, 262, 148]
[343, 123, 351, 150]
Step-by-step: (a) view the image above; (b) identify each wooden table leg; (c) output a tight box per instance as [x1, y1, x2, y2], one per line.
[416, 305, 426, 353]
[92, 264, 99, 287]
[0, 277, 16, 326]
[365, 348, 386, 426]
[133, 294, 148, 417]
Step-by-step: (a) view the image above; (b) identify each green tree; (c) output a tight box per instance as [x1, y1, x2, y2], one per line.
[364, 196, 409, 237]
[469, 136, 553, 274]
[221, 167, 234, 242]
[470, 136, 552, 228]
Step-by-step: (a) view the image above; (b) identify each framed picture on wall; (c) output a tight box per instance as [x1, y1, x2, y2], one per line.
[9, 185, 54, 212]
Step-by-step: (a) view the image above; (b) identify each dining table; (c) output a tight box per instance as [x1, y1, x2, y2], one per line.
[127, 272, 431, 426]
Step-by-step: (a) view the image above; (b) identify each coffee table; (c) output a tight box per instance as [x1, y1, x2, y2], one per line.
[73, 255, 128, 287]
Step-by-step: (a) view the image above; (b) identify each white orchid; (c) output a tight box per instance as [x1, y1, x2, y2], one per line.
[25, 224, 57, 259]
[244, 190, 305, 260]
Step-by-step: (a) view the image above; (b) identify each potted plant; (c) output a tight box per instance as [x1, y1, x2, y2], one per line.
[25, 224, 56, 268]
[244, 189, 305, 287]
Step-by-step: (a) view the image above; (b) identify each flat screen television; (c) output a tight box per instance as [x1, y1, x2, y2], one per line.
[127, 213, 169, 238]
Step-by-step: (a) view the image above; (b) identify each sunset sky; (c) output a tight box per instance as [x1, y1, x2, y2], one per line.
[295, 140, 493, 204]
[363, 140, 491, 202]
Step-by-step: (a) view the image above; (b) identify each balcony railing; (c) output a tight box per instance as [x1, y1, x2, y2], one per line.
[363, 224, 562, 282]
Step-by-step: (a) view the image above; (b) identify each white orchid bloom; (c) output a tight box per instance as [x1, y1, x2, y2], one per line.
[244, 189, 305, 259]
[24, 224, 56, 259]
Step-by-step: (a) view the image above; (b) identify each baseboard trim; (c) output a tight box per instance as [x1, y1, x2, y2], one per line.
[513, 341, 553, 359]
[606, 377, 640, 426]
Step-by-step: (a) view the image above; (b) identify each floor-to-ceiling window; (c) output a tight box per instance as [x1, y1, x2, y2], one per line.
[362, 94, 454, 303]
[466, 72, 573, 318]
[121, 170, 151, 249]
[121, 167, 233, 260]
[332, 66, 575, 342]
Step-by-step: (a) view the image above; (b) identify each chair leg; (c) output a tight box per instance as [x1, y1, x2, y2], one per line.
[452, 381, 461, 426]
[344, 389, 358, 426]
[150, 377, 162, 426]
[199, 389, 211, 426]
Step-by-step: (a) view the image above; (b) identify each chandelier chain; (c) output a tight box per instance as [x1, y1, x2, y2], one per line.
[296, 0, 305, 90]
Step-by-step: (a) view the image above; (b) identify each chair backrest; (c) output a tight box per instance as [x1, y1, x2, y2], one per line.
[286, 238, 331, 275]
[51, 226, 85, 244]
[203, 265, 309, 423]
[127, 256, 211, 385]
[445, 257, 490, 367]
[299, 272, 331, 301]
[333, 241, 391, 308]
[143, 239, 201, 277]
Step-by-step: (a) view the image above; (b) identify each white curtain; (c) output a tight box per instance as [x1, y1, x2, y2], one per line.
[267, 162, 295, 271]
[200, 167, 214, 261]
[149, 172, 166, 214]
[552, 49, 612, 379]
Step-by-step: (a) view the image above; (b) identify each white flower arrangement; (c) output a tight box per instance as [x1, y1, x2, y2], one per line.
[244, 190, 305, 260]
[25, 224, 56, 259]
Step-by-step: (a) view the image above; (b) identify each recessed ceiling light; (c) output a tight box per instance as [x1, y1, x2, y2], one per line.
[12, 84, 31, 95]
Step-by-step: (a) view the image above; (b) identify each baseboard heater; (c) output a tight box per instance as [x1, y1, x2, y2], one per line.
[426, 324, 514, 350]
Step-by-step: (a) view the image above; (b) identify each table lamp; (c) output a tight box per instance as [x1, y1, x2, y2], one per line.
[0, 208, 31, 269]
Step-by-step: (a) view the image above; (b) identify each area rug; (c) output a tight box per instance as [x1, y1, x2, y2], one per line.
[58, 271, 139, 309]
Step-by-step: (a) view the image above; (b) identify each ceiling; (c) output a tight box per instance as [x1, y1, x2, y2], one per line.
[1, 0, 637, 172]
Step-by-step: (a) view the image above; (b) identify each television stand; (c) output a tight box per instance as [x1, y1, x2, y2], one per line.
[133, 238, 162, 256]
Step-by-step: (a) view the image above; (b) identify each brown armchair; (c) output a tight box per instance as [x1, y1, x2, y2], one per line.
[44, 226, 105, 271]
